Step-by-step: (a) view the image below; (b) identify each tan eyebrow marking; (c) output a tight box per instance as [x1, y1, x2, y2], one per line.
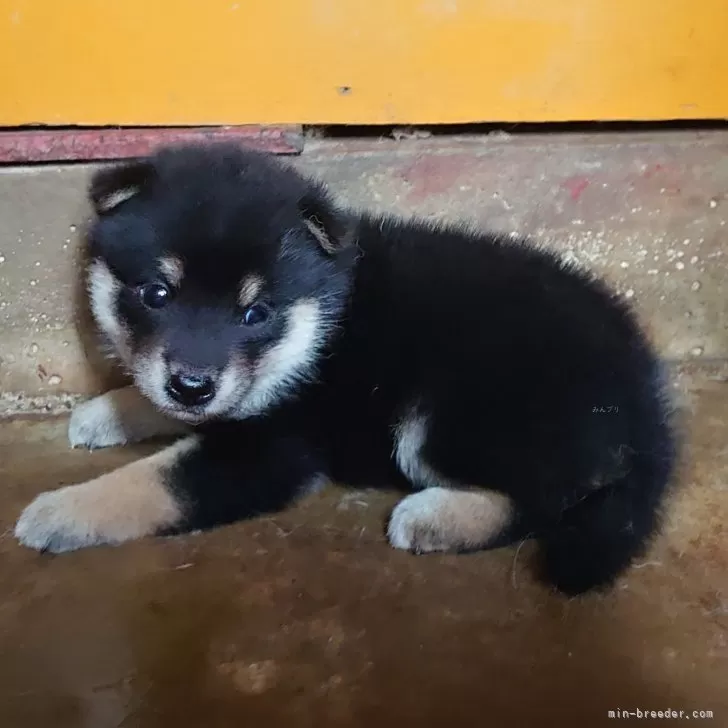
[238, 274, 264, 308]
[158, 256, 184, 287]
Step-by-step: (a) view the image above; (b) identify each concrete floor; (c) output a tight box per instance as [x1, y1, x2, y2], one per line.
[0, 363, 727, 727]
[1, 132, 727, 725]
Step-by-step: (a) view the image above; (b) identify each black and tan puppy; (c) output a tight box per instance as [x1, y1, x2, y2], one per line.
[15, 144, 676, 595]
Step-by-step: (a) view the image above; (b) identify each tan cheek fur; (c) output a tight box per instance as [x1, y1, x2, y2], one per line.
[87, 259, 132, 364]
[14, 437, 198, 552]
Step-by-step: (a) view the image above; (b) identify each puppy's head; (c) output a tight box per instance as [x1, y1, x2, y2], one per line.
[87, 143, 353, 423]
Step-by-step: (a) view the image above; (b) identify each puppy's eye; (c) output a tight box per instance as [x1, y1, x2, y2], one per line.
[242, 303, 269, 326]
[139, 282, 173, 309]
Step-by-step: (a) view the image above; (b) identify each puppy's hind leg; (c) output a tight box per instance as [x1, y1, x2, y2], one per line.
[388, 412, 517, 553]
[388, 487, 515, 553]
[69, 386, 188, 449]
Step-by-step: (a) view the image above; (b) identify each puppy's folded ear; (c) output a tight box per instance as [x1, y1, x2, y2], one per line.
[299, 182, 349, 255]
[89, 160, 155, 216]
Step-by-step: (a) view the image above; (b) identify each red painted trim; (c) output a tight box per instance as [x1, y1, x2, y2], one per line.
[0, 125, 304, 163]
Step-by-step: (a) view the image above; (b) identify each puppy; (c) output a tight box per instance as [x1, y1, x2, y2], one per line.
[15, 143, 677, 595]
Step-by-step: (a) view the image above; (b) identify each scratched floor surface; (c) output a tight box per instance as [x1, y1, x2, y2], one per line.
[0, 363, 726, 727]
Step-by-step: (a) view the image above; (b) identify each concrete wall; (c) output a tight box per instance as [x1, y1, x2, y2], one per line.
[1, 132, 726, 412]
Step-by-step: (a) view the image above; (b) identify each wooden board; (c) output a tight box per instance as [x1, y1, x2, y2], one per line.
[2, 0, 727, 126]
[0, 127, 303, 163]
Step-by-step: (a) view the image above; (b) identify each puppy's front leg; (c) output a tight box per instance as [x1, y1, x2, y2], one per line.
[15, 437, 196, 552]
[15, 428, 322, 553]
[69, 386, 188, 449]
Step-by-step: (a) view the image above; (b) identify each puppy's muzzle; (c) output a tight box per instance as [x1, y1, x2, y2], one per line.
[166, 370, 216, 407]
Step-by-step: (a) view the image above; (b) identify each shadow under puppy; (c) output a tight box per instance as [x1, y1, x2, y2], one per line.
[15, 143, 677, 595]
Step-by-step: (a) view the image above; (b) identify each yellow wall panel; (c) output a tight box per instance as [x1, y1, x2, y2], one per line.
[1, 0, 727, 126]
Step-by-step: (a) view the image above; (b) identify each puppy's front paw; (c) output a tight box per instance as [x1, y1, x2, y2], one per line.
[15, 446, 187, 553]
[15, 485, 109, 553]
[68, 387, 186, 450]
[69, 393, 129, 449]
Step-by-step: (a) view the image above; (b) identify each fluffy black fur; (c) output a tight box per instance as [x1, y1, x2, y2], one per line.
[87, 143, 676, 595]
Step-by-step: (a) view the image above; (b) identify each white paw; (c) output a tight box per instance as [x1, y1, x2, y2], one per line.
[68, 388, 186, 449]
[68, 394, 129, 449]
[15, 486, 105, 553]
[387, 488, 454, 553]
[387, 487, 513, 553]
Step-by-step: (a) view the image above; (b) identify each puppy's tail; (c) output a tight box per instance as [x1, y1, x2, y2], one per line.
[539, 427, 676, 596]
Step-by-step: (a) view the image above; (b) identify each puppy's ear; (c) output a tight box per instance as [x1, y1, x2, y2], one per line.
[299, 182, 348, 255]
[89, 160, 154, 216]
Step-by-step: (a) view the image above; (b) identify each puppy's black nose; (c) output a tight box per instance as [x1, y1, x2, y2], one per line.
[166, 372, 215, 407]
